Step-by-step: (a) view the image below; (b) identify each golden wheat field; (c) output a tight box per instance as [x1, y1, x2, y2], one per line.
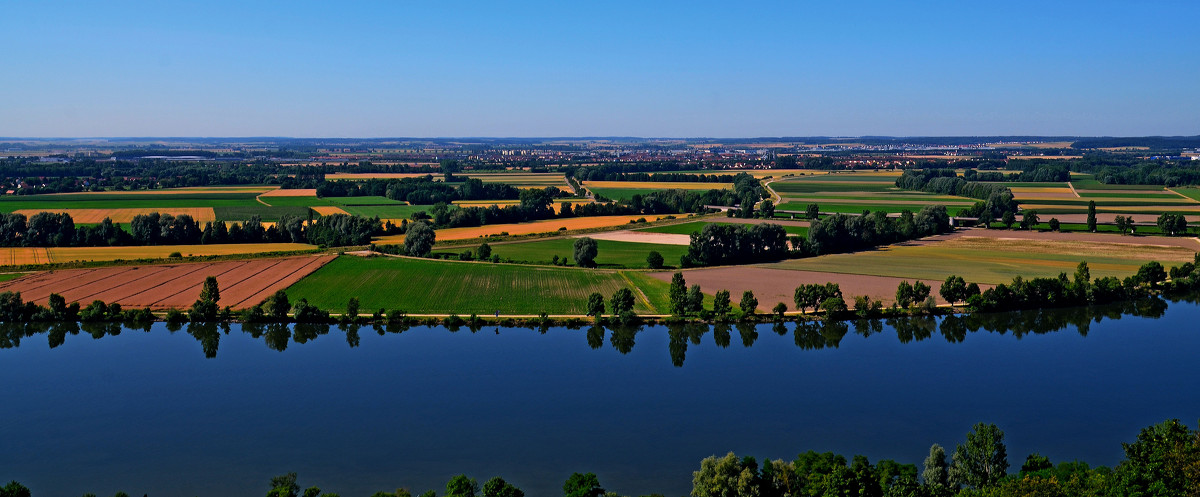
[309, 206, 350, 216]
[0, 243, 318, 266]
[258, 188, 318, 197]
[12, 207, 217, 223]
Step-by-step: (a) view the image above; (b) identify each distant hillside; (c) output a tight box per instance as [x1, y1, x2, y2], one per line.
[1071, 136, 1200, 149]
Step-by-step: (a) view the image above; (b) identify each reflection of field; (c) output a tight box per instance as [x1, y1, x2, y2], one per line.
[375, 215, 667, 243]
[13, 207, 216, 223]
[285, 256, 671, 314]
[763, 231, 1196, 284]
[0, 243, 318, 265]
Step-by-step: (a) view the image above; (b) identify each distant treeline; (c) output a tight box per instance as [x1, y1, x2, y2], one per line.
[894, 170, 1019, 220]
[1072, 135, 1200, 149]
[574, 171, 736, 183]
[965, 163, 1070, 182]
[807, 206, 952, 255]
[0, 211, 383, 248]
[315, 176, 542, 204]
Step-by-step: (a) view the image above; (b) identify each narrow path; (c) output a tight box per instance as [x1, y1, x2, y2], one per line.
[1067, 181, 1081, 198]
[1166, 188, 1197, 202]
[255, 195, 273, 207]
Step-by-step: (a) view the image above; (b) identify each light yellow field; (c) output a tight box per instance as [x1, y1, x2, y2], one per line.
[1010, 187, 1074, 194]
[13, 207, 217, 223]
[452, 199, 594, 213]
[309, 206, 350, 216]
[583, 181, 732, 190]
[0, 243, 318, 266]
[259, 188, 317, 197]
[374, 215, 669, 244]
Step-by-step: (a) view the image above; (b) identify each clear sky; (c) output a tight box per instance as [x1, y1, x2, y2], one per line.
[2, 0, 1197, 138]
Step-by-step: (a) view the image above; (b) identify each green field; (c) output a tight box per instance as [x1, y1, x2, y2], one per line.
[1169, 188, 1200, 202]
[0, 273, 27, 283]
[258, 196, 338, 207]
[0, 192, 261, 211]
[328, 196, 408, 206]
[765, 236, 1195, 285]
[1074, 191, 1180, 199]
[435, 237, 691, 269]
[639, 221, 808, 237]
[340, 205, 429, 219]
[776, 202, 972, 214]
[285, 255, 671, 314]
[214, 206, 316, 222]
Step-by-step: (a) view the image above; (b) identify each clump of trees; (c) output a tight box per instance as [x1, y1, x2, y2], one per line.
[806, 207, 950, 255]
[681, 223, 790, 267]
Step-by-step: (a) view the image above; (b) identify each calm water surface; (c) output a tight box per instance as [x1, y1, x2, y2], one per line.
[1, 299, 1197, 496]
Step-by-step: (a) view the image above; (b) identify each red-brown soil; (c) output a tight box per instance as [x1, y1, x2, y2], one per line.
[650, 267, 948, 311]
[0, 255, 336, 310]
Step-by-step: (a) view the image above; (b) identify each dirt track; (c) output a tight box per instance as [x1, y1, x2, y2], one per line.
[0, 255, 335, 310]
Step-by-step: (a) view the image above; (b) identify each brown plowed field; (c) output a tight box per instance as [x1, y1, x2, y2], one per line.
[649, 267, 948, 312]
[0, 255, 336, 310]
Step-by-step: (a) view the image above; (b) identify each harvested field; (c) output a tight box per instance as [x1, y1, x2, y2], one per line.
[258, 188, 317, 197]
[0, 255, 336, 309]
[309, 206, 350, 216]
[12, 207, 216, 223]
[0, 243, 318, 266]
[649, 267, 946, 311]
[580, 231, 692, 246]
[374, 215, 668, 244]
[765, 229, 1197, 285]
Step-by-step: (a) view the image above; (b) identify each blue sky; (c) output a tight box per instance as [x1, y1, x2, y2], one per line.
[1, 1, 1197, 137]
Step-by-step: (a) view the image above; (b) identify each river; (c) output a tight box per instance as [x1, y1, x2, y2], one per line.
[1, 297, 1197, 496]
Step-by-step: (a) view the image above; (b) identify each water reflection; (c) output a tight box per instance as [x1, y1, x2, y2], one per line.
[0, 296, 1180, 366]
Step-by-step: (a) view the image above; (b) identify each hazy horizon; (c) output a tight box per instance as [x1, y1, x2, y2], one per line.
[3, 1, 1198, 137]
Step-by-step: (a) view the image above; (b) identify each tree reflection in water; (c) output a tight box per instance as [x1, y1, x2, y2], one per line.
[0, 296, 1182, 366]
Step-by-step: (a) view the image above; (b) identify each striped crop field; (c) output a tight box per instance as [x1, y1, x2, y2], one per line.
[285, 255, 672, 315]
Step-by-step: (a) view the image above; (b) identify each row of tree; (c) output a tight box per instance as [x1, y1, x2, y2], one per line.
[806, 206, 951, 255]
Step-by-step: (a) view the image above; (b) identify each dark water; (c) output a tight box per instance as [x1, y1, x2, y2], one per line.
[1, 298, 1198, 497]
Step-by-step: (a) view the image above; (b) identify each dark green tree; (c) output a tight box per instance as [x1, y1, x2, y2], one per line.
[267, 472, 300, 497]
[948, 422, 1009, 489]
[404, 221, 436, 257]
[610, 288, 635, 316]
[478, 242, 492, 260]
[687, 284, 704, 315]
[646, 250, 664, 269]
[573, 237, 598, 268]
[585, 293, 605, 317]
[669, 272, 688, 315]
[739, 290, 758, 316]
[482, 477, 524, 497]
[1048, 217, 1060, 231]
[445, 474, 478, 497]
[1087, 200, 1098, 232]
[713, 290, 732, 317]
[806, 203, 820, 220]
[266, 290, 291, 320]
[562, 472, 604, 497]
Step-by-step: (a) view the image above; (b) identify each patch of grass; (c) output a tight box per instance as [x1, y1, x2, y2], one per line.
[285, 255, 671, 314]
[328, 196, 408, 206]
[639, 221, 808, 237]
[214, 206, 316, 222]
[0, 193, 261, 211]
[1169, 188, 1200, 202]
[340, 204, 428, 219]
[435, 238, 691, 269]
[0, 273, 27, 283]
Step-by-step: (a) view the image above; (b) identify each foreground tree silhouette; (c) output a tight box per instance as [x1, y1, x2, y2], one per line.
[948, 422, 1008, 489]
[562, 472, 604, 497]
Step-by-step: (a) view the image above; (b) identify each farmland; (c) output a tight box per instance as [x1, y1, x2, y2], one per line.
[584, 180, 731, 201]
[0, 188, 329, 223]
[285, 255, 672, 314]
[639, 220, 808, 237]
[435, 237, 690, 269]
[763, 229, 1197, 285]
[0, 243, 318, 266]
[374, 215, 668, 244]
[0, 255, 335, 309]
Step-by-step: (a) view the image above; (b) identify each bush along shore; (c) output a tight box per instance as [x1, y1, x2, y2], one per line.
[0, 255, 1198, 328]
[3, 418, 1198, 496]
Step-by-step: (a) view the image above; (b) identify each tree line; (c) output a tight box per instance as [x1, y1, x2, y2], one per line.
[0, 211, 384, 249]
[805, 206, 951, 255]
